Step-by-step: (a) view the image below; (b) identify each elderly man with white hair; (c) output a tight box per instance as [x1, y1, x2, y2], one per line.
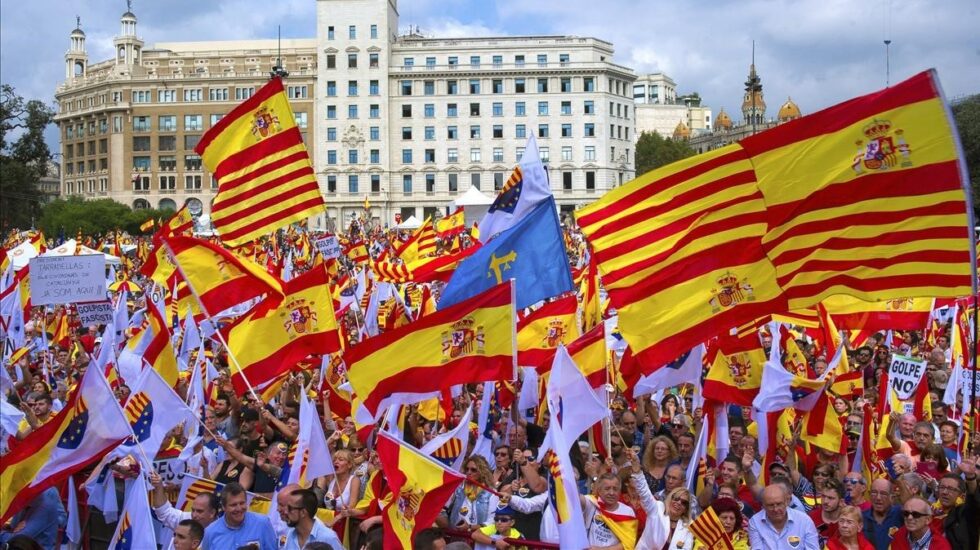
[748, 483, 820, 549]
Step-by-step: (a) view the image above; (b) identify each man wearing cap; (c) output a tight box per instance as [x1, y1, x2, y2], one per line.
[471, 505, 522, 550]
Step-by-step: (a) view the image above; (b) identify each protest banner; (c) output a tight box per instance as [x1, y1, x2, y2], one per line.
[29, 255, 107, 306]
[888, 354, 928, 400]
[77, 301, 114, 325]
[314, 236, 341, 259]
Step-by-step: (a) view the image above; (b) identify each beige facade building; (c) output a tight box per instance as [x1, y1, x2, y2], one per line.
[632, 72, 713, 140]
[54, 10, 316, 220]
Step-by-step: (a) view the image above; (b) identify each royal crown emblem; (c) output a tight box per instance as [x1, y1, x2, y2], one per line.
[396, 486, 425, 528]
[251, 106, 282, 140]
[852, 118, 912, 174]
[884, 297, 914, 311]
[441, 316, 486, 363]
[726, 353, 752, 387]
[280, 298, 318, 337]
[708, 271, 755, 313]
[542, 317, 568, 348]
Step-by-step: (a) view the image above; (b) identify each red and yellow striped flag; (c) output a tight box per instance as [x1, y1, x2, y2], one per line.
[195, 77, 325, 247]
[575, 70, 972, 367]
[517, 294, 579, 368]
[702, 332, 767, 406]
[822, 295, 934, 331]
[395, 218, 437, 264]
[223, 265, 340, 395]
[345, 282, 516, 419]
[689, 504, 736, 550]
[435, 208, 466, 238]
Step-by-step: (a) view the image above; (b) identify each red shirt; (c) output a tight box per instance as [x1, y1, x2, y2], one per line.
[887, 526, 952, 550]
[809, 507, 840, 544]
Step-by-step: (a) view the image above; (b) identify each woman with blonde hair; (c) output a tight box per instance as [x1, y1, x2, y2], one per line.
[642, 435, 679, 493]
[439, 456, 500, 532]
[824, 505, 873, 550]
[628, 448, 694, 550]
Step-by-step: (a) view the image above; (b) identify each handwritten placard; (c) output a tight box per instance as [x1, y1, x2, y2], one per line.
[315, 236, 341, 259]
[29, 255, 107, 305]
[77, 300, 113, 325]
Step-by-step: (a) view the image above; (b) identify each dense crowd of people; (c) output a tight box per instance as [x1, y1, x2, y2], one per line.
[2, 223, 979, 550]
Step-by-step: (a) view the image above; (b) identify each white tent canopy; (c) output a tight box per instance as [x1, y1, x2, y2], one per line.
[396, 215, 422, 230]
[452, 185, 494, 207]
[42, 239, 122, 266]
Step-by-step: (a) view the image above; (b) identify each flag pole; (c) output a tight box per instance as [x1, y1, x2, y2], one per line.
[160, 241, 262, 401]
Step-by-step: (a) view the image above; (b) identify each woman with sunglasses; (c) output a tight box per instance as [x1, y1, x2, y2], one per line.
[440, 456, 499, 533]
[628, 448, 694, 550]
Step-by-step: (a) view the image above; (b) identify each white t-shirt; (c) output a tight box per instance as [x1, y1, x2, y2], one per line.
[583, 497, 636, 547]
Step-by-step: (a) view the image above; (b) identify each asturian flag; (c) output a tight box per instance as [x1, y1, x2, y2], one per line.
[1, 364, 130, 522]
[108, 477, 156, 550]
[478, 134, 553, 241]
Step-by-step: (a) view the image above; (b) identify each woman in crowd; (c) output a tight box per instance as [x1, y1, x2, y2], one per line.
[629, 448, 694, 550]
[695, 497, 748, 550]
[824, 505, 874, 550]
[440, 456, 499, 532]
[642, 436, 679, 494]
[317, 448, 362, 513]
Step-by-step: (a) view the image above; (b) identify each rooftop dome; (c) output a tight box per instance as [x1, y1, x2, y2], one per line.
[778, 97, 802, 121]
[673, 120, 691, 140]
[715, 108, 732, 130]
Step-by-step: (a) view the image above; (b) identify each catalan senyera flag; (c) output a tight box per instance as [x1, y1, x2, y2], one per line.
[163, 235, 284, 315]
[0, 364, 130, 523]
[517, 294, 579, 368]
[223, 265, 340, 395]
[822, 294, 934, 331]
[396, 217, 438, 264]
[576, 70, 973, 367]
[689, 504, 736, 550]
[195, 77, 325, 247]
[345, 282, 516, 420]
[702, 332, 767, 406]
[376, 431, 466, 549]
[436, 207, 466, 238]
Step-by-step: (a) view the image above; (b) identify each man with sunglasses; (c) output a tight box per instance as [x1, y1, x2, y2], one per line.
[471, 505, 522, 550]
[888, 497, 952, 550]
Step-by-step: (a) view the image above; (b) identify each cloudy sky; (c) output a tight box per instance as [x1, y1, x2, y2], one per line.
[2, 0, 977, 147]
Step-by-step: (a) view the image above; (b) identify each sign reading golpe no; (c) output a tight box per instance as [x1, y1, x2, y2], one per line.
[888, 354, 927, 401]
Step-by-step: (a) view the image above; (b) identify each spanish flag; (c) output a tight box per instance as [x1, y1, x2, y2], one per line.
[140, 243, 179, 287]
[346, 282, 516, 419]
[143, 299, 180, 386]
[435, 207, 466, 238]
[517, 294, 579, 368]
[139, 218, 155, 232]
[702, 332, 766, 406]
[344, 240, 370, 264]
[163, 235, 284, 316]
[195, 77, 325, 247]
[223, 265, 341, 395]
[579, 249, 601, 333]
[576, 70, 972, 367]
[534, 323, 608, 390]
[152, 205, 195, 246]
[376, 432, 465, 549]
[822, 294, 934, 331]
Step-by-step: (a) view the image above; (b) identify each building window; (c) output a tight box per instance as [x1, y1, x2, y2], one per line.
[447, 80, 458, 95]
[158, 115, 176, 132]
[561, 146, 572, 161]
[159, 135, 177, 151]
[560, 101, 572, 116]
[492, 102, 503, 117]
[184, 88, 203, 101]
[327, 127, 337, 141]
[423, 80, 435, 95]
[326, 175, 336, 193]
[494, 172, 504, 190]
[493, 147, 504, 162]
[515, 79, 525, 94]
[470, 55, 480, 68]
[184, 114, 203, 131]
[133, 116, 151, 132]
[492, 55, 503, 67]
[348, 150, 359, 164]
[348, 25, 356, 39]
[537, 54, 547, 66]
[369, 80, 379, 95]
[134, 176, 150, 191]
[349, 174, 358, 193]
[561, 124, 572, 138]
[448, 148, 458, 163]
[471, 172, 480, 189]
[493, 125, 503, 139]
[348, 81, 358, 96]
[537, 78, 548, 93]
[158, 89, 176, 103]
[371, 174, 380, 192]
[347, 53, 357, 68]
[132, 90, 151, 103]
[516, 124, 526, 138]
[403, 57, 414, 69]
[133, 136, 150, 151]
[370, 126, 380, 140]
[401, 80, 412, 95]
[159, 175, 176, 189]
[469, 79, 480, 94]
[326, 81, 337, 96]
[539, 147, 550, 163]
[327, 150, 337, 165]
[327, 26, 335, 40]
[447, 103, 458, 117]
[425, 173, 436, 193]
[584, 100, 595, 114]
[586, 171, 596, 190]
[424, 126, 435, 140]
[235, 87, 255, 100]
[133, 155, 151, 170]
[447, 126, 458, 140]
[370, 149, 380, 163]
[369, 104, 380, 118]
[209, 87, 228, 101]
[347, 105, 358, 118]
[424, 103, 435, 118]
[584, 77, 595, 92]
[448, 172, 458, 192]
[287, 85, 308, 99]
[402, 127, 412, 140]
[560, 78, 572, 93]
[515, 102, 526, 116]
[470, 125, 480, 139]
[370, 24, 378, 39]
[584, 123, 595, 137]
[538, 124, 549, 138]
[470, 103, 480, 117]
[402, 149, 412, 163]
[424, 148, 435, 163]
[113, 115, 122, 132]
[184, 135, 200, 149]
[538, 101, 549, 116]
[209, 113, 223, 126]
[369, 53, 379, 68]
[563, 171, 573, 190]
[403, 174, 413, 193]
[326, 54, 336, 69]
[426, 56, 436, 68]
[470, 148, 481, 162]
[515, 55, 525, 67]
[585, 146, 595, 161]
[401, 104, 412, 118]
[184, 154, 202, 171]
[448, 56, 458, 67]
[185, 174, 202, 189]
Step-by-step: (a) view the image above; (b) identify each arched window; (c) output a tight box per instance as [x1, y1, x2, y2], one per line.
[158, 198, 177, 211]
[133, 198, 150, 209]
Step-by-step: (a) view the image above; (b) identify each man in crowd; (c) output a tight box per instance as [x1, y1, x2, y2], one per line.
[748, 484, 820, 549]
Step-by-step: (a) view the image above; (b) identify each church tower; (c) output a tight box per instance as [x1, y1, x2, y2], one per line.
[65, 16, 88, 80]
[113, 1, 144, 68]
[741, 43, 766, 130]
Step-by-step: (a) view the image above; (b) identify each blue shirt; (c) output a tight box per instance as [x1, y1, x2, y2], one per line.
[748, 506, 820, 550]
[0, 488, 66, 550]
[283, 518, 343, 550]
[861, 505, 902, 550]
[202, 511, 278, 550]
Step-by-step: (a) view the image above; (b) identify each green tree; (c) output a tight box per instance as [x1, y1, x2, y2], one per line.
[0, 84, 54, 231]
[634, 130, 697, 176]
[39, 197, 175, 238]
[951, 94, 980, 210]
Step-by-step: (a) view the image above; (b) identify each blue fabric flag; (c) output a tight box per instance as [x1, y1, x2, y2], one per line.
[439, 197, 573, 310]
